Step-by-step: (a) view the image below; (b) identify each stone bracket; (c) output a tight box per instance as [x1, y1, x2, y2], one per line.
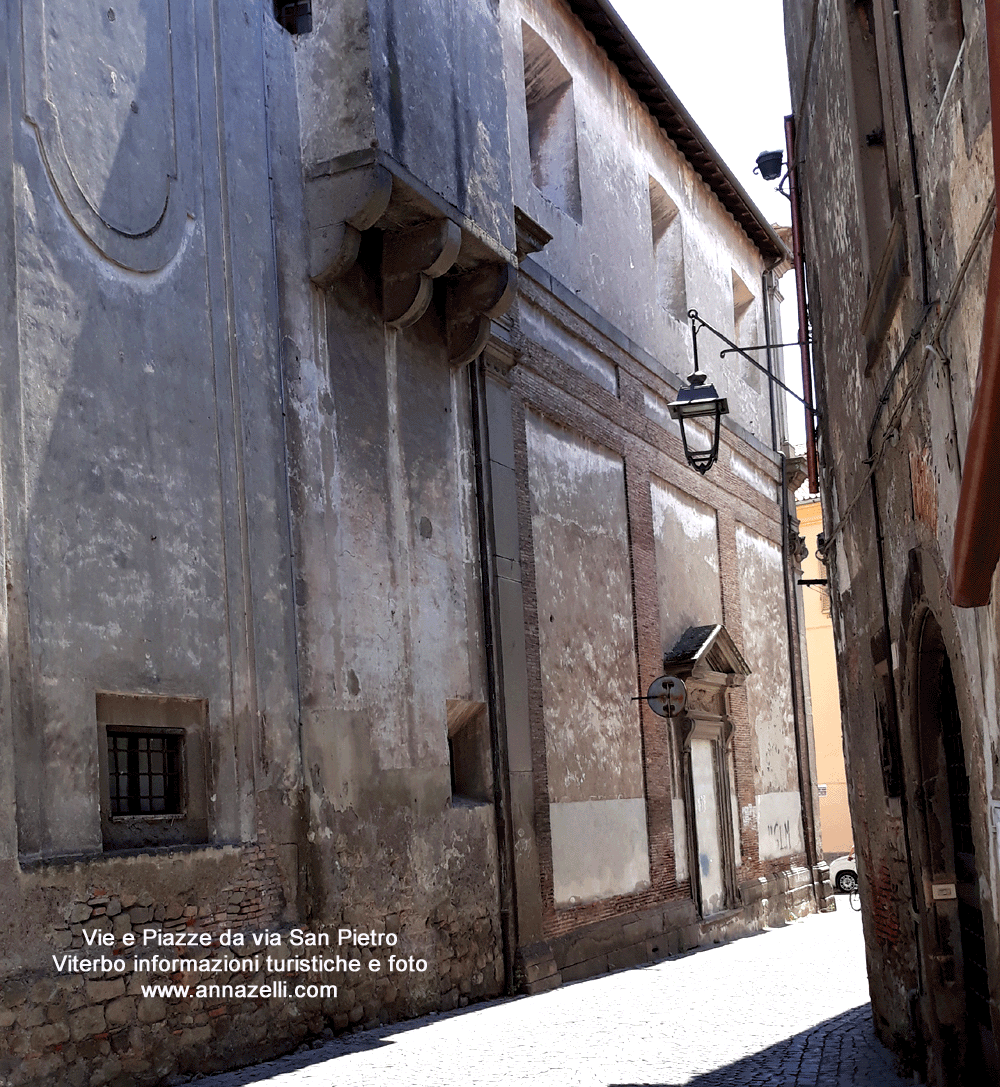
[447, 263, 517, 368]
[305, 149, 519, 367]
[306, 164, 394, 289]
[383, 219, 462, 327]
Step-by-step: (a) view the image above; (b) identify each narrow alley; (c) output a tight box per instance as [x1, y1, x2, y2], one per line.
[187, 901, 918, 1087]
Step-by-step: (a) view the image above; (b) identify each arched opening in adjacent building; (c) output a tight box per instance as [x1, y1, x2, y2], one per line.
[911, 611, 997, 1080]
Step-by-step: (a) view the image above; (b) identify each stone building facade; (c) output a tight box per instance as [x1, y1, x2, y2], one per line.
[0, 1, 825, 1083]
[784, 0, 1000, 1081]
[797, 496, 851, 859]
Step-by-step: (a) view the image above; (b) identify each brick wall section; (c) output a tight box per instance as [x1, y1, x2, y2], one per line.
[623, 443, 677, 892]
[510, 272, 816, 945]
[0, 841, 501, 1087]
[871, 862, 903, 948]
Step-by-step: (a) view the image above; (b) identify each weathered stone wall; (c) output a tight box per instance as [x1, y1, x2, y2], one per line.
[0, 845, 290, 1086]
[506, 259, 820, 949]
[784, 0, 1000, 1080]
[502, 0, 780, 440]
[0, 0, 300, 865]
[0, 2, 508, 1082]
[0, 835, 501, 1087]
[273, 0, 510, 1072]
[0, 1, 828, 1084]
[495, 0, 822, 969]
[524, 413, 650, 908]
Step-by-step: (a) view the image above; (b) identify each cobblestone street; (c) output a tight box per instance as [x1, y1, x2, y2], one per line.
[192, 900, 919, 1087]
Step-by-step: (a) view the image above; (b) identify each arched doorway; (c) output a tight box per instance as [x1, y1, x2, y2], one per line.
[911, 612, 997, 1080]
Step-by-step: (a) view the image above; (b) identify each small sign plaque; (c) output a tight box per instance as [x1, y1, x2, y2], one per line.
[931, 883, 957, 901]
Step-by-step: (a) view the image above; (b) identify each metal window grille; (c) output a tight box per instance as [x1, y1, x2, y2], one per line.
[107, 731, 183, 816]
[275, 2, 312, 34]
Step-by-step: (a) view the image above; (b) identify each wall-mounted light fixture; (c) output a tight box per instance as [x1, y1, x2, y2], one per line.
[668, 370, 729, 475]
[754, 149, 785, 181]
[670, 309, 814, 476]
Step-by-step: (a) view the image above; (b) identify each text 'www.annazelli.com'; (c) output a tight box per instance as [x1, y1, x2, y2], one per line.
[139, 982, 337, 1000]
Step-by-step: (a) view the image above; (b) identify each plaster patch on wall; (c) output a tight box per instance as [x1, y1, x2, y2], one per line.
[521, 301, 618, 393]
[736, 524, 797, 795]
[730, 451, 778, 501]
[757, 791, 805, 860]
[322, 325, 485, 781]
[526, 414, 643, 803]
[672, 796, 689, 883]
[549, 798, 651, 906]
[643, 388, 672, 430]
[650, 477, 721, 654]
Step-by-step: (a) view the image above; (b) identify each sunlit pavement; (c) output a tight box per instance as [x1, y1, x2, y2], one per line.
[188, 899, 920, 1086]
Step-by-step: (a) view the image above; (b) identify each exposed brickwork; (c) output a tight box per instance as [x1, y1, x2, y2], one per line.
[870, 863, 902, 949]
[0, 839, 501, 1087]
[0, 843, 288, 1086]
[509, 270, 820, 948]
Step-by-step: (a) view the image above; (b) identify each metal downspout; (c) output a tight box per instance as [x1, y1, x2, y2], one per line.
[785, 114, 818, 493]
[470, 362, 518, 995]
[780, 451, 821, 889]
[949, 0, 1000, 607]
[762, 258, 821, 893]
[761, 268, 779, 454]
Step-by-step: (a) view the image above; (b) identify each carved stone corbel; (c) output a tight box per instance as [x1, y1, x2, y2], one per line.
[676, 715, 697, 750]
[382, 219, 462, 328]
[447, 263, 517, 368]
[306, 164, 393, 288]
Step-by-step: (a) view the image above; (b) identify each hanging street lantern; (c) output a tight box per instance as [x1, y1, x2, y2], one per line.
[668, 370, 729, 474]
[668, 314, 730, 477]
[669, 309, 815, 477]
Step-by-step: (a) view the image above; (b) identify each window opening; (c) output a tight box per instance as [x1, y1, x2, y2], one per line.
[732, 270, 760, 391]
[446, 699, 491, 803]
[929, 0, 964, 105]
[108, 730, 183, 815]
[846, 0, 894, 299]
[649, 178, 686, 320]
[522, 23, 582, 221]
[98, 693, 208, 851]
[274, 1, 312, 35]
[732, 270, 755, 343]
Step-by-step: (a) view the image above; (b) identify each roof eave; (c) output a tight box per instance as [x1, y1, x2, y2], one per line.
[566, 0, 789, 265]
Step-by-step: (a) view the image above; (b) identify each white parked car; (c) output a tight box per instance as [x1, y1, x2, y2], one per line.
[829, 851, 858, 893]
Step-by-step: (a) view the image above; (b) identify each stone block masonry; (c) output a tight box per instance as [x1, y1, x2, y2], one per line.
[0, 843, 502, 1087]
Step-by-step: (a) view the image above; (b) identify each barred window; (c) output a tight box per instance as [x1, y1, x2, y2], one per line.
[107, 730, 183, 816]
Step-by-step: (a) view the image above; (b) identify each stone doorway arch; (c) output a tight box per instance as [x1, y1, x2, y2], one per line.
[908, 609, 998, 1082]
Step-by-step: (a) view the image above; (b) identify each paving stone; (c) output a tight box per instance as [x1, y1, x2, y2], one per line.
[191, 900, 921, 1087]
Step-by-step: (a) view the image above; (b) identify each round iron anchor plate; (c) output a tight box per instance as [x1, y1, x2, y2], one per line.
[646, 675, 687, 718]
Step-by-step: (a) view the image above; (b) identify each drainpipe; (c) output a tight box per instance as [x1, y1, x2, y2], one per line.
[762, 253, 821, 892]
[784, 115, 818, 493]
[470, 362, 518, 994]
[780, 450, 821, 887]
[949, 0, 1000, 607]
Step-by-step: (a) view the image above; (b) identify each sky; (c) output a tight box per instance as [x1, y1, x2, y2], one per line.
[607, 0, 808, 448]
